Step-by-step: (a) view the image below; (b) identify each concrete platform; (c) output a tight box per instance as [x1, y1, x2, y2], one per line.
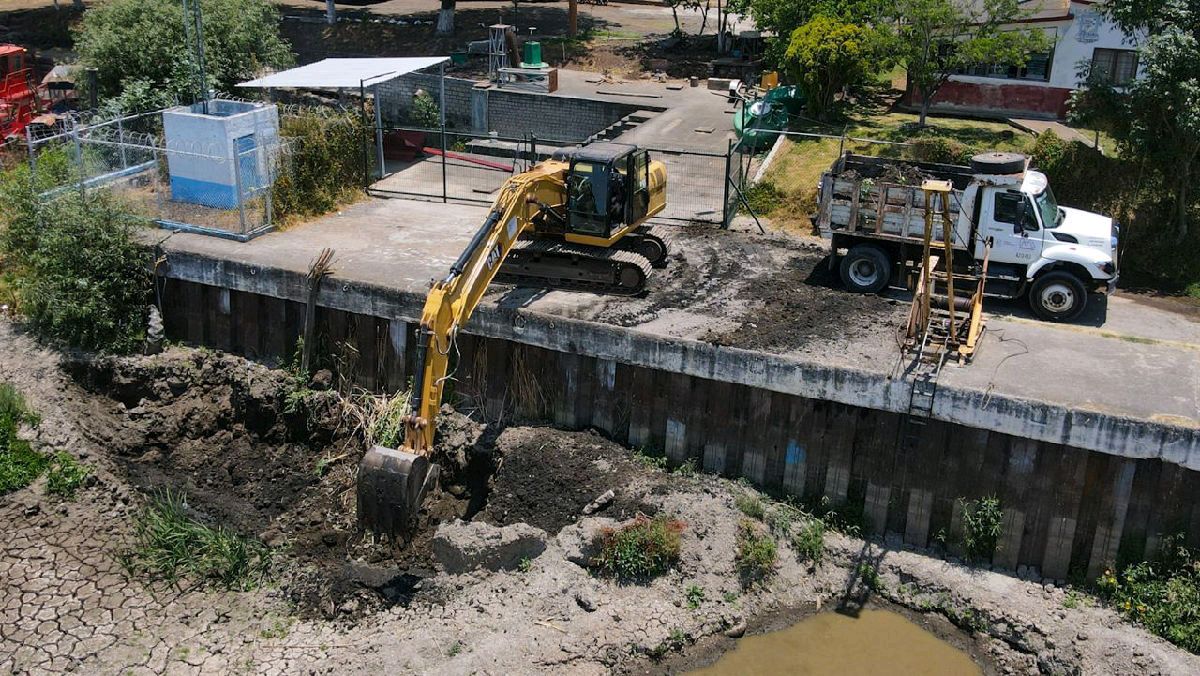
[150, 196, 1200, 466]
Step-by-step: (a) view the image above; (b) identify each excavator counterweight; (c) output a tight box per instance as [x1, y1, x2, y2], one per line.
[358, 143, 668, 538]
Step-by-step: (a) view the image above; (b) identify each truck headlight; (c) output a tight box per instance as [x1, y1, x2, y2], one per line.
[1098, 261, 1116, 275]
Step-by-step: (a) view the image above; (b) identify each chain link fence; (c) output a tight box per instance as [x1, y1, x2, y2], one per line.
[24, 109, 292, 241]
[369, 125, 739, 226]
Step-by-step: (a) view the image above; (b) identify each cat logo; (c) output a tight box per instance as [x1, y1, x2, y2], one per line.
[485, 244, 503, 270]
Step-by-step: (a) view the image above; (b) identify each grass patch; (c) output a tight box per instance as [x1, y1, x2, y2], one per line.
[122, 490, 272, 590]
[591, 514, 684, 582]
[0, 383, 47, 495]
[1098, 535, 1200, 654]
[44, 451, 90, 500]
[735, 519, 777, 586]
[632, 447, 669, 471]
[734, 491, 765, 520]
[685, 584, 705, 609]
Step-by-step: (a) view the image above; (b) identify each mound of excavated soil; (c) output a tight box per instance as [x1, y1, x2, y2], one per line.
[717, 253, 907, 352]
[482, 427, 659, 533]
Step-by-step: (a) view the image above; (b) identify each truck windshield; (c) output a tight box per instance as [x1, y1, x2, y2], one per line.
[1033, 186, 1062, 229]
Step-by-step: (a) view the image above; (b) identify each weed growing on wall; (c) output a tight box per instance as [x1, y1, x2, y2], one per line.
[1098, 535, 1200, 654]
[959, 496, 1003, 563]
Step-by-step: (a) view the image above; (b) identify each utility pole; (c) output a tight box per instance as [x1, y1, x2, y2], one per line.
[326, 0, 336, 25]
[181, 0, 209, 113]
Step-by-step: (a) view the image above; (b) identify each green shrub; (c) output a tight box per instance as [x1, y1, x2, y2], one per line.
[0, 384, 47, 495]
[906, 137, 975, 165]
[0, 166, 151, 353]
[409, 92, 441, 129]
[1098, 535, 1200, 654]
[591, 514, 684, 581]
[272, 108, 369, 223]
[743, 181, 784, 215]
[792, 518, 826, 564]
[735, 519, 777, 585]
[959, 496, 1003, 563]
[44, 452, 91, 499]
[685, 583, 705, 609]
[122, 490, 272, 590]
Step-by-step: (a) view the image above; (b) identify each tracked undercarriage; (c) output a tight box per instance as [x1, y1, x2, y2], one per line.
[496, 224, 671, 296]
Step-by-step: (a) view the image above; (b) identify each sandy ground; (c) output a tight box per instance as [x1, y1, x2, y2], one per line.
[3, 320, 1200, 674]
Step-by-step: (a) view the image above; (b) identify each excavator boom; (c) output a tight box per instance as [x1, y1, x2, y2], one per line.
[357, 144, 668, 538]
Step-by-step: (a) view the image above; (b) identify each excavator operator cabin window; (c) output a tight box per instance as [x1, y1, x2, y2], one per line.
[627, 151, 650, 223]
[567, 160, 611, 237]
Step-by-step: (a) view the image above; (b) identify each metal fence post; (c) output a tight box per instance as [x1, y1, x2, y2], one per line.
[117, 116, 128, 170]
[440, 62, 448, 203]
[374, 84, 385, 180]
[722, 138, 733, 229]
[232, 144, 248, 236]
[71, 124, 84, 195]
[25, 126, 36, 187]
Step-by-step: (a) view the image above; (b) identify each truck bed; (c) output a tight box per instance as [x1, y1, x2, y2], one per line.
[817, 154, 976, 246]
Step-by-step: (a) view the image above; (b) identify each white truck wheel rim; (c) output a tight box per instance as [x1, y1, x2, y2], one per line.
[849, 259, 878, 286]
[1040, 283, 1075, 312]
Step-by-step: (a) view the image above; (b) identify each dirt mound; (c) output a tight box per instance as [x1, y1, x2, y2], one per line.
[709, 252, 907, 351]
[64, 349, 470, 619]
[482, 426, 657, 533]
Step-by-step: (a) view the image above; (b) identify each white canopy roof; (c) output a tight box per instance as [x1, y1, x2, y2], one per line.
[237, 57, 449, 89]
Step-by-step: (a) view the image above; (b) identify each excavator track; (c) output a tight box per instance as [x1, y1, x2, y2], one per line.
[616, 224, 674, 269]
[497, 239, 654, 296]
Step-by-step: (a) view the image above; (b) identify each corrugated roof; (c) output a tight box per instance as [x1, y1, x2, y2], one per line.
[236, 57, 449, 89]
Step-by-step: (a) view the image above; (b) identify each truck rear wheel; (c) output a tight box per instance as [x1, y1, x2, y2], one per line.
[839, 244, 892, 294]
[1028, 271, 1088, 321]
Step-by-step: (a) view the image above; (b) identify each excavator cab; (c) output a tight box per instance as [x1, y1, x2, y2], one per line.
[562, 144, 654, 238]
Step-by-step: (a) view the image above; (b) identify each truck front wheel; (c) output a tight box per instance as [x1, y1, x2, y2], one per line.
[1028, 271, 1088, 321]
[839, 245, 892, 294]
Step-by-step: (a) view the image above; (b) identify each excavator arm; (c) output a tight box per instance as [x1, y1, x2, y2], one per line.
[357, 162, 568, 537]
[404, 164, 566, 450]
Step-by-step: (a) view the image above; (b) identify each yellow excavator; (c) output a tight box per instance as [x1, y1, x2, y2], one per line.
[357, 143, 669, 536]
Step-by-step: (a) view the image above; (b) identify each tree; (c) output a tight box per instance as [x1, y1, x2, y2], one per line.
[74, 0, 292, 110]
[1087, 0, 1200, 241]
[893, 0, 1048, 126]
[730, 0, 890, 62]
[783, 17, 878, 119]
[437, 0, 455, 35]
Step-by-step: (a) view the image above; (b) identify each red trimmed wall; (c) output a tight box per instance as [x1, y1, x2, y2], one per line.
[907, 80, 1073, 119]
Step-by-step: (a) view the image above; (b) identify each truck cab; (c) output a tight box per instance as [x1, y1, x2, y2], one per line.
[818, 153, 1118, 321]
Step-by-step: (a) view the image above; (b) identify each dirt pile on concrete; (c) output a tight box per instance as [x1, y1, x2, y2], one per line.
[481, 426, 659, 533]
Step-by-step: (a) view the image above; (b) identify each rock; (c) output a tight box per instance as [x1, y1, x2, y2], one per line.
[432, 520, 549, 574]
[582, 489, 615, 515]
[309, 369, 334, 391]
[724, 620, 747, 638]
[575, 590, 598, 612]
[22, 504, 40, 518]
[258, 529, 285, 548]
[338, 597, 361, 615]
[555, 517, 618, 567]
[1076, 632, 1089, 641]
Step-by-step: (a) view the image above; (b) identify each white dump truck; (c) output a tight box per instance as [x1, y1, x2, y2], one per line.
[816, 152, 1119, 321]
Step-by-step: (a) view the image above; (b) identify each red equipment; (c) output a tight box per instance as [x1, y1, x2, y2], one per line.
[0, 45, 49, 140]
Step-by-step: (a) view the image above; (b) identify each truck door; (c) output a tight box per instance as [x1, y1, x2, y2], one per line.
[980, 188, 1044, 265]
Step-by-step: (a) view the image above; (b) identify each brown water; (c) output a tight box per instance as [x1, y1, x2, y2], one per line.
[689, 609, 983, 676]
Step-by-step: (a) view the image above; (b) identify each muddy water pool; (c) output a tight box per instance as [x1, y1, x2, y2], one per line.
[689, 609, 982, 675]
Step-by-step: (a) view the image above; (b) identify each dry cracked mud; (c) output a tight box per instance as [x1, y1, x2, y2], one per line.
[3, 320, 1199, 675]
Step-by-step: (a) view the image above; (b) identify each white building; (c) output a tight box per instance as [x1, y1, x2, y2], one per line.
[907, 0, 1142, 119]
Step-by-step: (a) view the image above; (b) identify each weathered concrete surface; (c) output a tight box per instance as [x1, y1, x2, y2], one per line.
[146, 196, 1199, 466]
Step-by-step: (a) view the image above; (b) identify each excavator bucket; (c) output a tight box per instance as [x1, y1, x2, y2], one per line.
[356, 446, 435, 538]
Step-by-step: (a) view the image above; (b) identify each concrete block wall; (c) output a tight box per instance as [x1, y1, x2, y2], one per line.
[378, 73, 648, 142]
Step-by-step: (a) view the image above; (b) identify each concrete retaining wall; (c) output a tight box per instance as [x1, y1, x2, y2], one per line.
[155, 256, 1200, 581]
[377, 73, 651, 142]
